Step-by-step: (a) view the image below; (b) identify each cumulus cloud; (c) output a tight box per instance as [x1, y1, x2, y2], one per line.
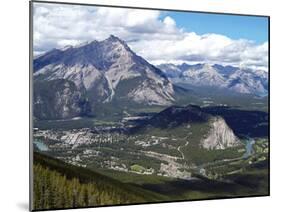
[33, 3, 268, 71]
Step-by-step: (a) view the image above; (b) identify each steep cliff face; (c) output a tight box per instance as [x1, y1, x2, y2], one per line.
[34, 79, 91, 120]
[201, 117, 241, 150]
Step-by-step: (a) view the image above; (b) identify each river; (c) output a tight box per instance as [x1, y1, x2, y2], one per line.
[33, 139, 49, 151]
[243, 136, 255, 158]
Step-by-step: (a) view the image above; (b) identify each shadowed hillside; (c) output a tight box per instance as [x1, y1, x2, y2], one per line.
[33, 152, 166, 210]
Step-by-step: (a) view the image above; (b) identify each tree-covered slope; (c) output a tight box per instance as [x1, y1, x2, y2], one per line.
[33, 152, 166, 210]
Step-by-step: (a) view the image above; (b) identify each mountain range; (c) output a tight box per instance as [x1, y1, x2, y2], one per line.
[157, 63, 268, 96]
[33, 35, 268, 119]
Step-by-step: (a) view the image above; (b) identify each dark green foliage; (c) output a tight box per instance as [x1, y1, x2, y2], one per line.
[182, 147, 243, 166]
[32, 145, 269, 210]
[99, 161, 269, 201]
[174, 83, 268, 113]
[202, 106, 268, 138]
[33, 152, 165, 210]
[34, 117, 96, 130]
[143, 105, 209, 129]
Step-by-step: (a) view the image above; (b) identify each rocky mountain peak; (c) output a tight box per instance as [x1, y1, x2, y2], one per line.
[33, 35, 176, 107]
[106, 34, 125, 43]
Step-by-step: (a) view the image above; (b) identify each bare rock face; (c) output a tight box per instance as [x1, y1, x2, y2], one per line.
[158, 63, 268, 96]
[34, 79, 91, 120]
[34, 35, 175, 106]
[201, 117, 240, 150]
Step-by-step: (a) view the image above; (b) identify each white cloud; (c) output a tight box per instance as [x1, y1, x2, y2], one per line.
[33, 3, 268, 71]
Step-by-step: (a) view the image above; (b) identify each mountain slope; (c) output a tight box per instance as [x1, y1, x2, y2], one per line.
[145, 105, 209, 128]
[33, 79, 91, 120]
[33, 152, 166, 210]
[138, 105, 241, 150]
[157, 63, 268, 96]
[34, 35, 175, 107]
[181, 64, 226, 87]
[226, 69, 268, 95]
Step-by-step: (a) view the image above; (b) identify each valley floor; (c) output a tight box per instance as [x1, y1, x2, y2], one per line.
[32, 105, 269, 209]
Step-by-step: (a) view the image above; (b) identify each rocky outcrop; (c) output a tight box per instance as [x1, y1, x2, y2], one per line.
[201, 117, 241, 150]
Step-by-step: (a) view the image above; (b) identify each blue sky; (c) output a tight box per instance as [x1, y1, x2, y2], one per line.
[33, 3, 268, 70]
[161, 11, 268, 44]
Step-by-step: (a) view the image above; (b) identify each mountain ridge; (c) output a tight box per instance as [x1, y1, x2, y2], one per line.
[33, 35, 177, 119]
[157, 62, 268, 96]
[134, 105, 241, 150]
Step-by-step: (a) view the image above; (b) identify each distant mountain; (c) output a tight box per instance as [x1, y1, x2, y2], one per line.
[157, 63, 268, 96]
[226, 69, 268, 95]
[34, 35, 175, 108]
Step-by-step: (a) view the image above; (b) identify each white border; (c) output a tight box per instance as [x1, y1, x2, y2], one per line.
[1, 0, 280, 212]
